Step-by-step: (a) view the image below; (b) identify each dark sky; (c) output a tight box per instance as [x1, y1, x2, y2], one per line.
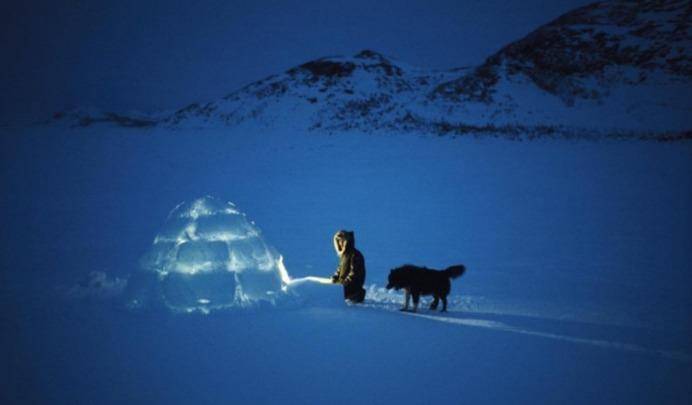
[2, 0, 593, 124]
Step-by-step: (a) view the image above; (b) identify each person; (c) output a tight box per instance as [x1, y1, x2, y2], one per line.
[331, 230, 366, 303]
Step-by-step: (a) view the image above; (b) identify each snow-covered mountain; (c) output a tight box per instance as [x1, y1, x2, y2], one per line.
[53, 0, 692, 139]
[431, 0, 692, 134]
[162, 49, 461, 133]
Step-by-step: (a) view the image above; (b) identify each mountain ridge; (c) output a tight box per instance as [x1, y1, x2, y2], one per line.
[51, 0, 692, 140]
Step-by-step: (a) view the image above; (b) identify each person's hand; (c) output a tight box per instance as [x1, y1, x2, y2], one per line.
[331, 274, 339, 284]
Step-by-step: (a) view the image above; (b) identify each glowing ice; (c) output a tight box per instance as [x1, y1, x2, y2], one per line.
[127, 196, 291, 312]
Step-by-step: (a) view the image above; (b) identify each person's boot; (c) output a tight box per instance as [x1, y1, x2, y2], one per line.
[355, 287, 366, 303]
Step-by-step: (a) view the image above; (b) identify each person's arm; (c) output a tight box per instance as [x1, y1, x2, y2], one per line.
[344, 253, 364, 285]
[332, 256, 345, 283]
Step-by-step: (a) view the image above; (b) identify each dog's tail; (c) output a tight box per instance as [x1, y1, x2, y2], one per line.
[444, 265, 466, 279]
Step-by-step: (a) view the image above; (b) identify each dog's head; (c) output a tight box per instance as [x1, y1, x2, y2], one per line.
[385, 267, 405, 290]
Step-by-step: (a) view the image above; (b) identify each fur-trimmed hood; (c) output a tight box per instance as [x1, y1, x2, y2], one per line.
[333, 230, 355, 256]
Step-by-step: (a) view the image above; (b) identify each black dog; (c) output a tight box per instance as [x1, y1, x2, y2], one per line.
[386, 264, 466, 312]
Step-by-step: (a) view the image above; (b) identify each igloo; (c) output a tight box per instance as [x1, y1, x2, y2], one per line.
[126, 196, 291, 312]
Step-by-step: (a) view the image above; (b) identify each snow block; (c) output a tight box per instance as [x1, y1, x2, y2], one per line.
[126, 196, 290, 313]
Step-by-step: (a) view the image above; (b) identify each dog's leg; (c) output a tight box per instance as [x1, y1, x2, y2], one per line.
[400, 289, 410, 311]
[412, 292, 420, 312]
[441, 296, 447, 312]
[430, 296, 439, 310]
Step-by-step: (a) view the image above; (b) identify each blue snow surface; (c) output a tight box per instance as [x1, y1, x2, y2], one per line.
[1, 125, 691, 404]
